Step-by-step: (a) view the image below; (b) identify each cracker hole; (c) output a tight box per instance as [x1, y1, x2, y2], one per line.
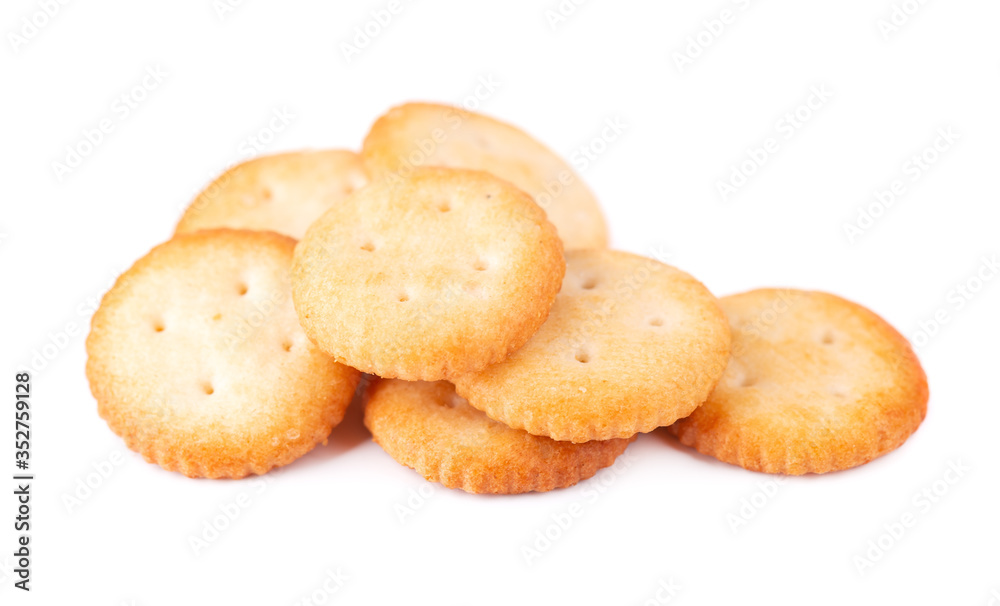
[212, 313, 222, 321]
[437, 201, 451, 213]
[153, 322, 165, 333]
[473, 259, 489, 271]
[237, 282, 248, 296]
[360, 242, 376, 252]
[282, 340, 293, 352]
[581, 277, 597, 290]
[398, 293, 410, 303]
[821, 331, 835, 345]
[260, 188, 273, 202]
[649, 317, 664, 327]
[740, 376, 757, 388]
[575, 351, 591, 364]
[202, 382, 215, 395]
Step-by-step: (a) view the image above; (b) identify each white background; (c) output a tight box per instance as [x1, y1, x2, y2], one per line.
[2, 0, 999, 604]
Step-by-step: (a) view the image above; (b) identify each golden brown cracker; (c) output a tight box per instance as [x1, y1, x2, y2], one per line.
[364, 379, 634, 494]
[176, 150, 368, 240]
[362, 102, 608, 250]
[669, 289, 929, 475]
[86, 229, 360, 478]
[291, 167, 565, 380]
[454, 249, 732, 442]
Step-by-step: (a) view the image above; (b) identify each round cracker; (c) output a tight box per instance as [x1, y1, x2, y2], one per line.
[86, 229, 360, 479]
[364, 379, 634, 494]
[362, 102, 608, 250]
[175, 150, 369, 240]
[291, 167, 565, 381]
[453, 249, 732, 442]
[669, 289, 929, 475]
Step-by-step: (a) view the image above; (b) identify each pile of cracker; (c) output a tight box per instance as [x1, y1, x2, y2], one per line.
[86, 103, 928, 493]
